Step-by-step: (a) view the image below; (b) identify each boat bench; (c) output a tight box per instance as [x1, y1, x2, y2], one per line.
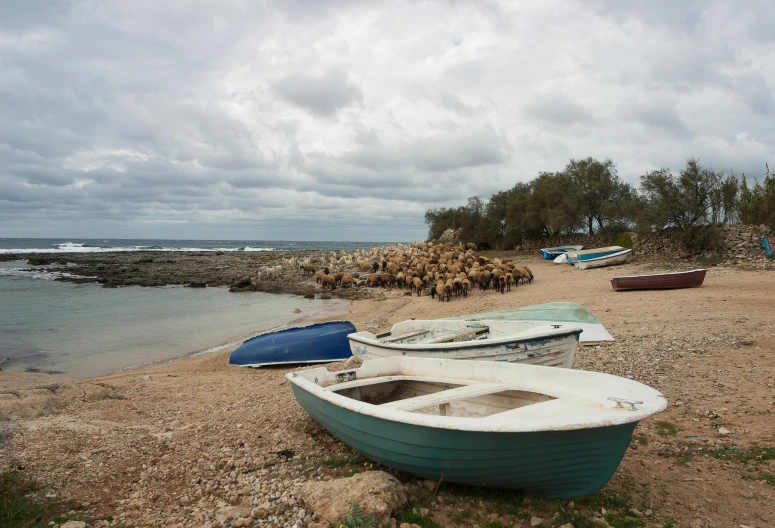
[380, 382, 505, 412]
[421, 326, 489, 344]
[378, 329, 430, 343]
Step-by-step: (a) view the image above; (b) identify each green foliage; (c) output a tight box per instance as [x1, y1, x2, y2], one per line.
[396, 509, 443, 528]
[1, 470, 45, 526]
[680, 225, 724, 253]
[655, 421, 679, 437]
[482, 522, 503, 528]
[697, 255, 723, 266]
[739, 165, 775, 231]
[708, 444, 775, 462]
[342, 503, 379, 528]
[611, 232, 633, 249]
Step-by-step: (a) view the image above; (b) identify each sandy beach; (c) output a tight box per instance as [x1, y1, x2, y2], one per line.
[2, 252, 774, 528]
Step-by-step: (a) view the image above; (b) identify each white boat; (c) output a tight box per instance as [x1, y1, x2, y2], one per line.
[445, 301, 614, 343]
[540, 245, 584, 259]
[287, 356, 668, 497]
[573, 248, 633, 269]
[348, 320, 581, 367]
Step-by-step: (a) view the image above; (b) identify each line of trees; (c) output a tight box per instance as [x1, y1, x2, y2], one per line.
[425, 158, 775, 250]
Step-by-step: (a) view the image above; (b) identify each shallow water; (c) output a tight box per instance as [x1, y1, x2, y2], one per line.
[0, 261, 348, 378]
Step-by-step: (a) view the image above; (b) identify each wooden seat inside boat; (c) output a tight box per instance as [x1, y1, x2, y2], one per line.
[420, 326, 489, 344]
[379, 382, 505, 411]
[378, 329, 430, 343]
[328, 375, 555, 418]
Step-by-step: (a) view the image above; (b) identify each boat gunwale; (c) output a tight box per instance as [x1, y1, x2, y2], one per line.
[286, 358, 668, 433]
[571, 248, 632, 264]
[610, 269, 706, 280]
[347, 325, 583, 351]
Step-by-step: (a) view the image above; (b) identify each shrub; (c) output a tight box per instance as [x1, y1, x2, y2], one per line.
[611, 232, 634, 249]
[341, 503, 379, 528]
[680, 225, 724, 253]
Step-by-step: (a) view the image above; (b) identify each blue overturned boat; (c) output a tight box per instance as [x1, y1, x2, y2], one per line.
[229, 321, 356, 367]
[554, 246, 625, 265]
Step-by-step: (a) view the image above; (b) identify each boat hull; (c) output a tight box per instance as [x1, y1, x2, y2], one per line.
[764, 236, 775, 258]
[291, 384, 636, 497]
[349, 330, 579, 368]
[611, 269, 706, 291]
[229, 321, 355, 367]
[540, 245, 584, 260]
[564, 246, 625, 265]
[573, 249, 633, 269]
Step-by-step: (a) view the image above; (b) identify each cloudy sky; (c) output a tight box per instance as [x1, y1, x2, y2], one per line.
[1, 0, 773, 241]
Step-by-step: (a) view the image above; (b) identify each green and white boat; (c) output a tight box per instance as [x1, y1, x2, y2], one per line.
[287, 356, 667, 498]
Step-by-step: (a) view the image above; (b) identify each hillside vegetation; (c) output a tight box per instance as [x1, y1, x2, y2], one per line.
[425, 158, 775, 250]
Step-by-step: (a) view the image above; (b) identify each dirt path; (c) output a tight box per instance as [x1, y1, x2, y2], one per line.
[2, 255, 773, 528]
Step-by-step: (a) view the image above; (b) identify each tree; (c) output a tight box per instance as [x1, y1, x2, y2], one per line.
[564, 157, 633, 234]
[638, 159, 723, 231]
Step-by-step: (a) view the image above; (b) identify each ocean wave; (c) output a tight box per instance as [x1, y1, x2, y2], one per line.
[0, 244, 278, 254]
[0, 266, 90, 281]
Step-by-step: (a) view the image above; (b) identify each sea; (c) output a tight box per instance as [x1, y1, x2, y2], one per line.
[0, 238, 397, 378]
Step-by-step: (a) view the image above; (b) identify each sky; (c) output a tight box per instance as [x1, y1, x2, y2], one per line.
[1, 0, 774, 242]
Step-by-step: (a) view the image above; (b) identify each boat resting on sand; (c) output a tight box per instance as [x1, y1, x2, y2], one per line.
[348, 320, 581, 368]
[445, 302, 614, 343]
[573, 248, 633, 269]
[555, 246, 625, 265]
[611, 269, 706, 291]
[540, 245, 584, 260]
[229, 321, 355, 367]
[764, 236, 775, 258]
[287, 356, 667, 498]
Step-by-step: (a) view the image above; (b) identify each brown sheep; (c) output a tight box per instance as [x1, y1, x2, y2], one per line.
[315, 270, 325, 284]
[498, 275, 506, 294]
[332, 272, 344, 285]
[435, 280, 446, 302]
[505, 273, 515, 292]
[461, 278, 471, 296]
[320, 275, 336, 289]
[453, 277, 463, 297]
[523, 265, 534, 282]
[340, 275, 355, 288]
[514, 266, 532, 285]
[412, 276, 423, 296]
[443, 280, 453, 302]
[379, 273, 396, 289]
[479, 270, 492, 290]
[367, 274, 382, 287]
[300, 264, 316, 275]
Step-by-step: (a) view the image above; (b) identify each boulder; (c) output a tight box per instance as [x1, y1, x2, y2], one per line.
[298, 471, 407, 527]
[215, 505, 252, 524]
[232, 276, 252, 288]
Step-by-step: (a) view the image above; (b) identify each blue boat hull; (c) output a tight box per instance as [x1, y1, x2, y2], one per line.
[229, 321, 356, 367]
[292, 385, 637, 498]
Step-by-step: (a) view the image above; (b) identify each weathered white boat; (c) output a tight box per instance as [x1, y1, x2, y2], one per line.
[348, 320, 581, 368]
[287, 356, 668, 497]
[573, 248, 633, 269]
[445, 301, 615, 343]
[540, 245, 584, 259]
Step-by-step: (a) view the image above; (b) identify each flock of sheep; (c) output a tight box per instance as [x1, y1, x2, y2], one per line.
[293, 242, 534, 302]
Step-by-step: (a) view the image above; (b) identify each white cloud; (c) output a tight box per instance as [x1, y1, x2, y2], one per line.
[0, 0, 774, 240]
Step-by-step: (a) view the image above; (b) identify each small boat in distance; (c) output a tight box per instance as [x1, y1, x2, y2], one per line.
[573, 248, 633, 269]
[229, 321, 355, 367]
[287, 356, 667, 497]
[554, 246, 624, 264]
[348, 320, 581, 368]
[611, 269, 707, 291]
[540, 245, 584, 260]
